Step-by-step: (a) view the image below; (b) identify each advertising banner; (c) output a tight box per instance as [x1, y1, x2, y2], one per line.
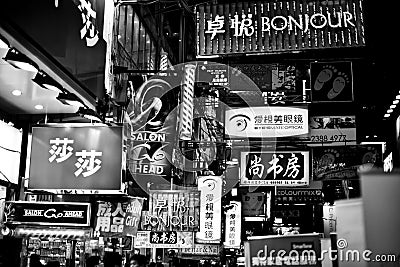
[94, 198, 144, 237]
[240, 151, 309, 186]
[28, 126, 123, 194]
[3, 201, 90, 227]
[126, 73, 180, 188]
[244, 234, 322, 267]
[196, 176, 223, 243]
[122, 198, 145, 236]
[310, 62, 353, 102]
[309, 116, 356, 146]
[275, 189, 323, 204]
[322, 205, 336, 238]
[134, 231, 194, 249]
[224, 201, 242, 248]
[225, 107, 309, 139]
[180, 244, 221, 256]
[196, 1, 365, 57]
[0, 186, 6, 228]
[142, 190, 200, 232]
[242, 192, 267, 217]
[312, 145, 382, 180]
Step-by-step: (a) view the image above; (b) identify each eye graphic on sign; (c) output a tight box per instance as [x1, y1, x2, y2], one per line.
[229, 114, 251, 132]
[203, 178, 217, 191]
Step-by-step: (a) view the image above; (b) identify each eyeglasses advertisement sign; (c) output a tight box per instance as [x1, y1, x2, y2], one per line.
[224, 201, 242, 249]
[225, 107, 309, 139]
[196, 176, 223, 243]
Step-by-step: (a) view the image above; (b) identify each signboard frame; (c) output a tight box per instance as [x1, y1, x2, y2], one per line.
[4, 201, 91, 227]
[27, 124, 124, 195]
[240, 151, 310, 186]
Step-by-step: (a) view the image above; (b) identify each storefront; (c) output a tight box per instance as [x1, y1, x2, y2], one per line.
[3, 201, 92, 267]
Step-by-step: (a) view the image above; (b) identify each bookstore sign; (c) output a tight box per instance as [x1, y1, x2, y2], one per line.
[240, 151, 309, 186]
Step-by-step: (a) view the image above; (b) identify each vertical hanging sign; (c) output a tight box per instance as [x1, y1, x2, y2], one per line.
[224, 201, 241, 248]
[179, 64, 196, 140]
[196, 176, 223, 243]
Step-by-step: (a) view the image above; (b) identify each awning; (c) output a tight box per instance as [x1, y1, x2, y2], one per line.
[13, 227, 92, 240]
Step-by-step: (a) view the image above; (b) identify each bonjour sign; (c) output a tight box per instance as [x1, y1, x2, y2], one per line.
[4, 201, 90, 226]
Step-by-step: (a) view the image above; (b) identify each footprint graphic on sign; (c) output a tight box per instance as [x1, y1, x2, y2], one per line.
[314, 65, 337, 91]
[327, 72, 349, 99]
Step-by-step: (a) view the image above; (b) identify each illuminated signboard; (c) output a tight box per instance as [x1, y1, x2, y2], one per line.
[309, 115, 356, 146]
[142, 190, 200, 232]
[240, 151, 309, 186]
[134, 231, 194, 249]
[28, 125, 123, 194]
[197, 176, 222, 243]
[4, 202, 90, 227]
[225, 106, 309, 139]
[196, 0, 365, 56]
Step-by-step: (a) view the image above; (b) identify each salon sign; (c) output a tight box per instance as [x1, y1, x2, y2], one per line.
[4, 202, 90, 227]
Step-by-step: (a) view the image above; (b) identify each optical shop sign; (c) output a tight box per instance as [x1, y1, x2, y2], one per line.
[4, 202, 90, 226]
[29, 126, 123, 193]
[225, 107, 308, 139]
[196, 0, 365, 56]
[241, 151, 309, 186]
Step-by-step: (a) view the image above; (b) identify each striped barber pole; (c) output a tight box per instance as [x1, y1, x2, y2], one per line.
[179, 64, 196, 140]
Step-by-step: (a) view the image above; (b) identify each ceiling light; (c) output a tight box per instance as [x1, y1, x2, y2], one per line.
[396, 95, 400, 100]
[3, 48, 39, 73]
[32, 71, 64, 93]
[77, 107, 102, 122]
[384, 114, 390, 118]
[387, 109, 393, 113]
[394, 100, 399, 104]
[390, 104, 396, 109]
[11, 90, 22, 96]
[57, 92, 85, 108]
[34, 104, 44, 110]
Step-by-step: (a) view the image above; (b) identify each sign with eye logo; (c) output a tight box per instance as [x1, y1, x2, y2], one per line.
[225, 107, 309, 139]
[4, 202, 90, 227]
[196, 176, 223, 243]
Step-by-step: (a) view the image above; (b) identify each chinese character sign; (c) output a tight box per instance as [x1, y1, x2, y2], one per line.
[224, 201, 241, 248]
[196, 176, 223, 243]
[225, 107, 309, 139]
[29, 126, 123, 192]
[77, 0, 99, 47]
[197, 1, 365, 56]
[134, 231, 194, 249]
[142, 191, 200, 232]
[240, 151, 309, 186]
[94, 201, 129, 237]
